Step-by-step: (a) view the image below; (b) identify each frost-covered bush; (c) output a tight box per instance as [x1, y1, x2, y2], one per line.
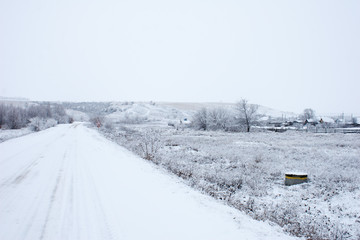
[207, 107, 233, 131]
[90, 115, 105, 128]
[135, 130, 162, 161]
[29, 117, 57, 131]
[5, 107, 27, 129]
[104, 121, 114, 131]
[0, 103, 71, 131]
[191, 108, 208, 130]
[191, 107, 235, 131]
[50, 104, 70, 123]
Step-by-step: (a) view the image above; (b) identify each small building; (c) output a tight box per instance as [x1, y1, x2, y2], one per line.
[319, 117, 335, 124]
[304, 119, 318, 126]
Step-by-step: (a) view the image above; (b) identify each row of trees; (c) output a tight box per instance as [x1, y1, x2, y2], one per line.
[191, 99, 259, 132]
[192, 101, 341, 132]
[0, 103, 70, 130]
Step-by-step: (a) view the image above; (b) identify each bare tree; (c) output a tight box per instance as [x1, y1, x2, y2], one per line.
[302, 108, 316, 120]
[235, 99, 259, 132]
[6, 107, 24, 129]
[26, 105, 40, 119]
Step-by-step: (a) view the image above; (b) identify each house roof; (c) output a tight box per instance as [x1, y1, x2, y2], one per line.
[319, 117, 335, 123]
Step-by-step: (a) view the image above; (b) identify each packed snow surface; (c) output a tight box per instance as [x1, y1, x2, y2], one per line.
[0, 123, 295, 240]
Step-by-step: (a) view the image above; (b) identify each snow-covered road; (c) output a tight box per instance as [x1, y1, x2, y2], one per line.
[0, 123, 295, 240]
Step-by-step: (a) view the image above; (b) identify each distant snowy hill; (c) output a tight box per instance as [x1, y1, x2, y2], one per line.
[103, 102, 298, 123]
[105, 102, 189, 123]
[0, 96, 29, 102]
[256, 105, 298, 119]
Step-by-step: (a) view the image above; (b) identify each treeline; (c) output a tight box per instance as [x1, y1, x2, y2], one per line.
[0, 103, 72, 130]
[191, 99, 259, 132]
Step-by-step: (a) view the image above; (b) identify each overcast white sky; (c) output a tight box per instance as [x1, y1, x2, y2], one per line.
[1, 0, 359, 114]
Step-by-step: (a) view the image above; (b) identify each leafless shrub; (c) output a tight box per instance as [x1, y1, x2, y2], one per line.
[136, 130, 162, 161]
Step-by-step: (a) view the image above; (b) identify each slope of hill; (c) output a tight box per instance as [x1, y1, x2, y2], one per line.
[105, 102, 189, 123]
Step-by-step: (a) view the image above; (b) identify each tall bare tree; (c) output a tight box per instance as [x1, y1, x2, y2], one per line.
[302, 108, 316, 120]
[235, 99, 259, 132]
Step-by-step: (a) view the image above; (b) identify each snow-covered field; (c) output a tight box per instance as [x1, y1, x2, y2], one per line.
[0, 123, 296, 240]
[100, 121, 360, 239]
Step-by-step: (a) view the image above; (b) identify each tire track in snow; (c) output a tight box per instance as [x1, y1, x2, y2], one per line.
[11, 158, 40, 185]
[83, 164, 115, 240]
[39, 151, 66, 240]
[0, 157, 39, 189]
[39, 124, 115, 240]
[0, 126, 72, 190]
[0, 130, 67, 240]
[0, 126, 70, 166]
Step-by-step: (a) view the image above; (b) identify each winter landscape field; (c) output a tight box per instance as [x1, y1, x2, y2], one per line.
[1, 100, 359, 239]
[2, 0, 359, 239]
[96, 102, 360, 239]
